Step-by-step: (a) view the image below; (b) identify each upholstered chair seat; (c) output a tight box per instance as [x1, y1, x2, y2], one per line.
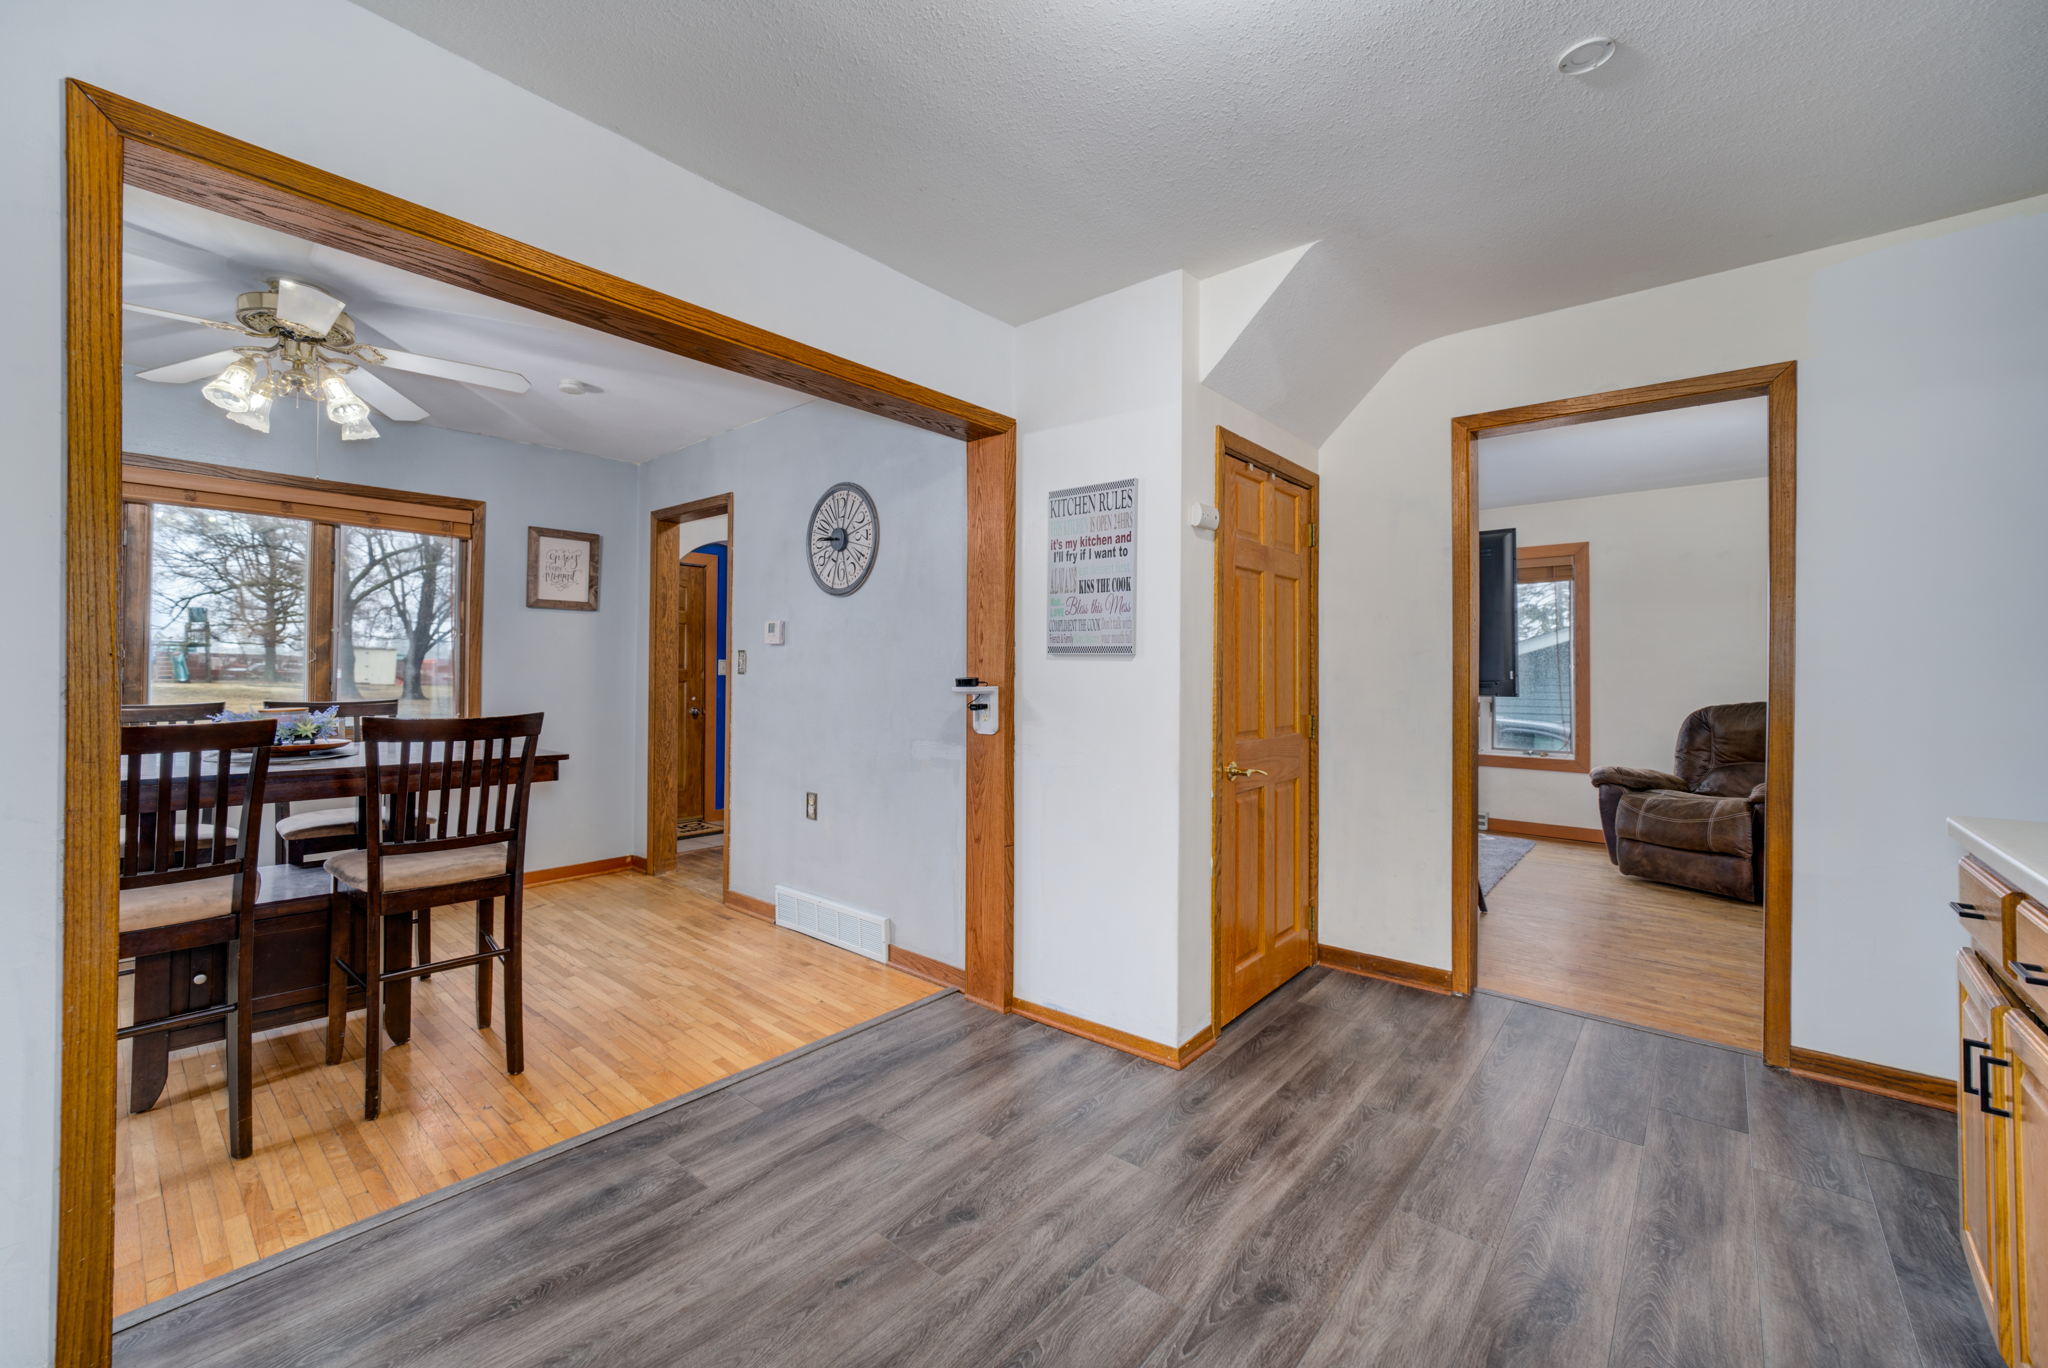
[326, 845, 509, 895]
[119, 875, 239, 932]
[1591, 702, 1767, 903]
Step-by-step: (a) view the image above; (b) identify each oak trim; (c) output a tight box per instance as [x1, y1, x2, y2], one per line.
[963, 429, 1016, 1010]
[64, 80, 1018, 1362]
[1210, 428, 1320, 1032]
[60, 79, 123, 1368]
[1315, 945, 1456, 994]
[83, 82, 1009, 443]
[1484, 819, 1606, 845]
[886, 945, 967, 991]
[1452, 364, 1796, 1066]
[1478, 540, 1590, 774]
[121, 453, 481, 530]
[723, 890, 776, 922]
[524, 855, 647, 886]
[1011, 999, 1218, 1069]
[1788, 1046, 1954, 1112]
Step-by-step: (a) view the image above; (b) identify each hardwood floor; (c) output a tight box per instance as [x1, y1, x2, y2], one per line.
[1479, 836, 1765, 1049]
[112, 968, 1993, 1368]
[112, 850, 933, 1317]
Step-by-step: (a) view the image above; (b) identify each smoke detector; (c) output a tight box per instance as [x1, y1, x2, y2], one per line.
[1556, 37, 1616, 76]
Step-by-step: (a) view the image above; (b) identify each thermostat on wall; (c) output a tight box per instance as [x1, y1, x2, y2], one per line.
[764, 620, 786, 645]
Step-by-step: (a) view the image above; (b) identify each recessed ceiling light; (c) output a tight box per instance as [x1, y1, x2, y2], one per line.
[1556, 36, 1616, 76]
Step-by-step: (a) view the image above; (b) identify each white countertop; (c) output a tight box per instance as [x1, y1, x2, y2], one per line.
[1950, 817, 2048, 896]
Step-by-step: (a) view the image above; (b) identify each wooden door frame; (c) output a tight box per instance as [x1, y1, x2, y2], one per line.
[63, 80, 1015, 1366]
[680, 548, 723, 823]
[1450, 363, 1796, 1064]
[648, 495, 735, 898]
[1210, 427, 1320, 1030]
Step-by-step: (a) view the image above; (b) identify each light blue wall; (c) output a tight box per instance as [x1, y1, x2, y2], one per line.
[124, 377, 640, 870]
[638, 402, 968, 967]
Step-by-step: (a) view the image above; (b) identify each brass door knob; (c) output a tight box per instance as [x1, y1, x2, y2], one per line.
[1222, 762, 1269, 780]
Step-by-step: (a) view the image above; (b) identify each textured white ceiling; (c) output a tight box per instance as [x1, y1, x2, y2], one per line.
[122, 190, 811, 462]
[356, 0, 2048, 344]
[1478, 396, 1767, 509]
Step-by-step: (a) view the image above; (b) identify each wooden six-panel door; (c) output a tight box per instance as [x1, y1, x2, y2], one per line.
[1215, 444, 1316, 1027]
[675, 560, 710, 822]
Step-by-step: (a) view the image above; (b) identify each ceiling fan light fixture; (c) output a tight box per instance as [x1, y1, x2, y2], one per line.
[321, 372, 372, 427]
[339, 417, 380, 442]
[226, 388, 272, 434]
[201, 357, 258, 413]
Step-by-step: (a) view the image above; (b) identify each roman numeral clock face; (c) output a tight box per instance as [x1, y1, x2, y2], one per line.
[807, 481, 879, 596]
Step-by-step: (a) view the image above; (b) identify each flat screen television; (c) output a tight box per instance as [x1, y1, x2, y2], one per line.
[1478, 527, 1517, 698]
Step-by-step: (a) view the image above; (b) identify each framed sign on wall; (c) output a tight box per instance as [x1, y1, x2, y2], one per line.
[527, 526, 602, 610]
[1046, 478, 1137, 655]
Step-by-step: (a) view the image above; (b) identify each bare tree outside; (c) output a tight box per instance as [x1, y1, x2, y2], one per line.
[150, 507, 309, 685]
[339, 527, 458, 712]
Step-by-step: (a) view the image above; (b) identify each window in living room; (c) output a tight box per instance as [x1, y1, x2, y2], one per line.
[1480, 542, 1588, 766]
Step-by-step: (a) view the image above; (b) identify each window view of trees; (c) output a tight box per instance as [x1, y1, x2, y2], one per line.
[149, 508, 310, 699]
[338, 528, 459, 714]
[135, 501, 464, 717]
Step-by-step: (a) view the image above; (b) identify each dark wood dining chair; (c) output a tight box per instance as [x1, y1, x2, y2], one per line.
[118, 718, 275, 1159]
[262, 699, 401, 867]
[121, 701, 226, 724]
[325, 712, 544, 1119]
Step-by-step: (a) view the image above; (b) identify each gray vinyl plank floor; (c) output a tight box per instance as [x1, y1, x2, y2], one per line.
[112, 969, 1995, 1368]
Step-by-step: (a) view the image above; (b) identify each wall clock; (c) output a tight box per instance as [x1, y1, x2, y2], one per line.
[807, 481, 879, 596]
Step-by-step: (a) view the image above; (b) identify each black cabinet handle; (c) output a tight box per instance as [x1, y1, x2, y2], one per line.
[1953, 900, 1990, 921]
[2012, 961, 2048, 988]
[1964, 1038, 1990, 1095]
[1980, 1053, 2013, 1118]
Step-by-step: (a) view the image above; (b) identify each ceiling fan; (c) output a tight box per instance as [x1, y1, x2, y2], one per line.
[126, 278, 531, 441]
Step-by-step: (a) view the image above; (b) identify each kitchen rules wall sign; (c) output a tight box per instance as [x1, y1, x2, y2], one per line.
[1047, 478, 1137, 655]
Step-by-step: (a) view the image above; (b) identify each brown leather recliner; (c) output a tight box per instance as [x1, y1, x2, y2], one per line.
[1591, 702, 1766, 903]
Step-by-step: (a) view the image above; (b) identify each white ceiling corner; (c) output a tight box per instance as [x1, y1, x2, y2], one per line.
[1477, 397, 1769, 509]
[1199, 243, 1314, 379]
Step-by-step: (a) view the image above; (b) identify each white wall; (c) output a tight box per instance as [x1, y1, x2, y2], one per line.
[1319, 194, 2048, 1080]
[1477, 479, 1769, 830]
[1796, 209, 2048, 1073]
[637, 403, 968, 967]
[1012, 272, 1321, 1047]
[122, 379, 642, 872]
[5, 3, 1013, 1353]
[1013, 274, 1191, 1043]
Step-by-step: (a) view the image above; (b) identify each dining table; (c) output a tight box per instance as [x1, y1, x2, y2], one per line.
[123, 741, 568, 1114]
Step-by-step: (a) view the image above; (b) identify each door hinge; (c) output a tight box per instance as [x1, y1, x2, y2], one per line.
[1307, 714, 1318, 740]
[1306, 522, 1318, 548]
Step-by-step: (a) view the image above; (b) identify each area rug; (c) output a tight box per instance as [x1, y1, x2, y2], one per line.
[676, 819, 724, 838]
[1479, 834, 1536, 894]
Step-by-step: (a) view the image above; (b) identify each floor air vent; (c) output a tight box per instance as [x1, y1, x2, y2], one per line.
[774, 885, 891, 962]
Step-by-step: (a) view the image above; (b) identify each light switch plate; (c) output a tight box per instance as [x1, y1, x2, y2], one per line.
[805, 792, 818, 820]
[735, 649, 747, 675]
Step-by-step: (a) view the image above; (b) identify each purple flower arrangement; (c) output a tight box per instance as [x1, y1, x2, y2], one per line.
[209, 706, 344, 745]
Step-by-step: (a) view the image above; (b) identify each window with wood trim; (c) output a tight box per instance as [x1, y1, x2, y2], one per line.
[118, 456, 482, 717]
[1479, 541, 1590, 772]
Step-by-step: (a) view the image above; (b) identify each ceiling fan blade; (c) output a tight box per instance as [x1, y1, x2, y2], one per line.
[372, 348, 531, 394]
[345, 368, 429, 422]
[123, 303, 253, 335]
[134, 349, 264, 384]
[274, 279, 346, 336]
